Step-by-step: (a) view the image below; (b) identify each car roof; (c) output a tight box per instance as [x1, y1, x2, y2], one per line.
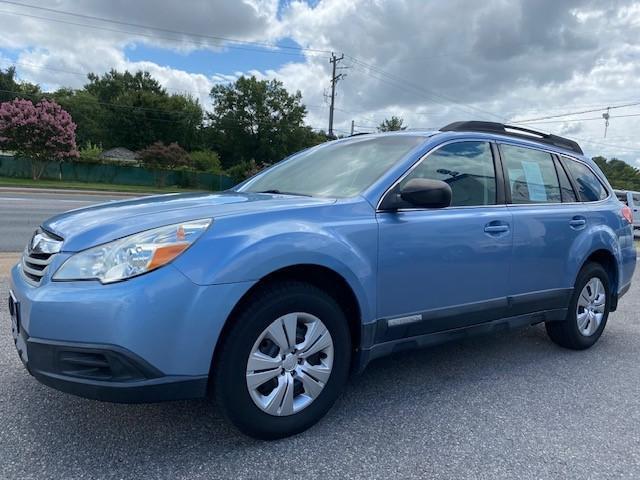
[360, 127, 586, 160]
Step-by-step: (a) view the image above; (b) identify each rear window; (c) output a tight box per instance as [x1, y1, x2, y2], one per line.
[616, 192, 628, 205]
[562, 158, 609, 202]
[501, 144, 561, 204]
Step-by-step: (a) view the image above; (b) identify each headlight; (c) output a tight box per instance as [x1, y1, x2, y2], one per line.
[53, 218, 212, 283]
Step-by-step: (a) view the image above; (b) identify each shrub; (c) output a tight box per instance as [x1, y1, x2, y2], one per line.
[225, 159, 265, 183]
[138, 141, 189, 170]
[138, 141, 189, 186]
[78, 142, 102, 163]
[190, 149, 222, 173]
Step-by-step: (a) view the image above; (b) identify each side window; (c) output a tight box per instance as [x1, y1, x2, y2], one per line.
[632, 194, 640, 206]
[400, 141, 496, 206]
[616, 192, 629, 205]
[562, 158, 609, 202]
[554, 158, 578, 202]
[500, 144, 561, 204]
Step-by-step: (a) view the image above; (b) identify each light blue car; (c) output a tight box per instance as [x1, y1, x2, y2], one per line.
[9, 121, 636, 439]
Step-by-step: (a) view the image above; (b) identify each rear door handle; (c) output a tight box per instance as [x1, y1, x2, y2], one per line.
[569, 216, 587, 229]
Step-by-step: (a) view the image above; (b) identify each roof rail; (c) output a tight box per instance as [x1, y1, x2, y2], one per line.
[440, 121, 583, 155]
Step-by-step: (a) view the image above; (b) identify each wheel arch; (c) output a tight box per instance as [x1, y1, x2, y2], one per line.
[579, 248, 620, 310]
[208, 263, 364, 387]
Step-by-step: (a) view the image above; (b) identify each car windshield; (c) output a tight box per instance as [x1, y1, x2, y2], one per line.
[239, 135, 425, 198]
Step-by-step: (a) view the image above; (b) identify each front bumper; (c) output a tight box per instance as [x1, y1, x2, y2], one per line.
[9, 262, 255, 403]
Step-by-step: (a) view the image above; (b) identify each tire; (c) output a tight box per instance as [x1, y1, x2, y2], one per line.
[546, 262, 610, 350]
[213, 281, 351, 440]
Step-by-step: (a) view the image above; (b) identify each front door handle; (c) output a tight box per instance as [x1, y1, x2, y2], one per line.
[484, 222, 510, 234]
[569, 216, 587, 230]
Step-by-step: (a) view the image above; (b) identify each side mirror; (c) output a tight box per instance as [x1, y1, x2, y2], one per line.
[399, 178, 452, 209]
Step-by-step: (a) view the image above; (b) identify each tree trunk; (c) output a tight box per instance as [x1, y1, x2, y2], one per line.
[31, 159, 47, 181]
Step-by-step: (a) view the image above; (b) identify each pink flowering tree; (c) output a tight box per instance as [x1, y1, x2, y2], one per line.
[0, 98, 79, 180]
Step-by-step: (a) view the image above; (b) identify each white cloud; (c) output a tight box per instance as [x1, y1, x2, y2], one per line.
[1, 0, 640, 163]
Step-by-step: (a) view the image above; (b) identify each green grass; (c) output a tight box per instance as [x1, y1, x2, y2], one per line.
[0, 176, 205, 194]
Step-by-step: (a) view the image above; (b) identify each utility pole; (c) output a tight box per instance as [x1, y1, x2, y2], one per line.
[328, 52, 345, 138]
[602, 106, 610, 138]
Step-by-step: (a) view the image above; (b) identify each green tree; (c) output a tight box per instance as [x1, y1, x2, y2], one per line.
[190, 149, 221, 172]
[593, 156, 640, 191]
[51, 88, 107, 148]
[0, 67, 41, 103]
[377, 116, 406, 132]
[79, 70, 204, 150]
[207, 76, 318, 169]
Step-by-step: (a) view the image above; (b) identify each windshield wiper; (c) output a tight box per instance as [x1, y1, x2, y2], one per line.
[255, 189, 312, 197]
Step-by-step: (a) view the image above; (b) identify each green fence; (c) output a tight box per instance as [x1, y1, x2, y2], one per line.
[0, 155, 235, 191]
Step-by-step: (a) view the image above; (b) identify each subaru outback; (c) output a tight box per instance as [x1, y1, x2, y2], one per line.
[8, 121, 636, 439]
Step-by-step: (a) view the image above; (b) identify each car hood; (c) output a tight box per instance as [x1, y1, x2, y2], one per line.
[42, 191, 335, 252]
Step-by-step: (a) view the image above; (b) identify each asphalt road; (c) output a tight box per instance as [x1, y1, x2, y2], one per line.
[1, 269, 639, 479]
[0, 190, 128, 252]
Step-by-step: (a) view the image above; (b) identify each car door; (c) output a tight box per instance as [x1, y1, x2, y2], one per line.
[501, 143, 587, 314]
[376, 140, 513, 341]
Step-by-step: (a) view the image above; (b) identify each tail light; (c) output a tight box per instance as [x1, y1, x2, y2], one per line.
[621, 205, 633, 224]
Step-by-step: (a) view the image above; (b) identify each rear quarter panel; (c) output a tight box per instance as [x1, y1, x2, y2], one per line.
[587, 198, 636, 292]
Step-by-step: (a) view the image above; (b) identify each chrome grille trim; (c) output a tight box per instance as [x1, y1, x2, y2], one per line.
[21, 249, 56, 286]
[21, 229, 63, 286]
[22, 255, 51, 266]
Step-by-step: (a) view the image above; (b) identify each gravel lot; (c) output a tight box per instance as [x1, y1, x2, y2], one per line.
[1, 268, 639, 480]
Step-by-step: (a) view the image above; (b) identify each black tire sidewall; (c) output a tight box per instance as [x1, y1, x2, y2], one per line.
[214, 282, 351, 440]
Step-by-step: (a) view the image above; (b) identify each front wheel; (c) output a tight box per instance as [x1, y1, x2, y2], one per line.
[213, 281, 351, 440]
[546, 262, 610, 350]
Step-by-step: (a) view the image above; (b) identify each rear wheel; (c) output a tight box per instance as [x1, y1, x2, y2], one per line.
[546, 262, 610, 350]
[213, 281, 351, 440]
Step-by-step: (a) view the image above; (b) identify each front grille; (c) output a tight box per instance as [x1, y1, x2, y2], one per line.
[21, 250, 56, 286]
[21, 228, 63, 286]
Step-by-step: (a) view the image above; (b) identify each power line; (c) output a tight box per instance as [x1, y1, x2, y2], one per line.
[0, 9, 324, 60]
[575, 137, 640, 154]
[518, 112, 640, 125]
[0, 87, 329, 133]
[514, 101, 640, 123]
[3, 0, 638, 150]
[0, 0, 332, 55]
[0, 2, 530, 127]
[346, 55, 505, 122]
[0, 88, 201, 118]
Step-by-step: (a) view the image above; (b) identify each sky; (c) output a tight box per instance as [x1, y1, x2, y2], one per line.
[0, 0, 639, 166]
